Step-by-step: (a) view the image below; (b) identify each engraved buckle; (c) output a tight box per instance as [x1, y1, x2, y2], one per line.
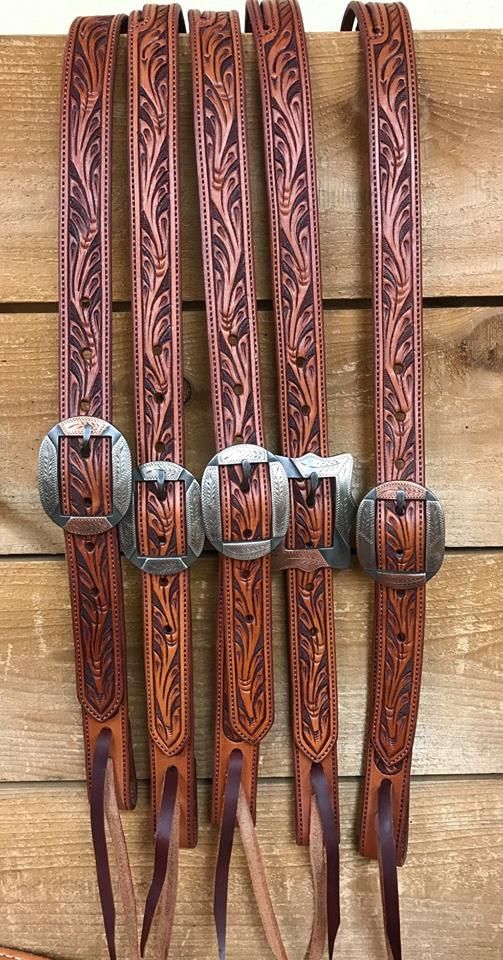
[120, 461, 204, 573]
[201, 443, 289, 559]
[355, 480, 445, 588]
[275, 452, 356, 570]
[38, 415, 132, 534]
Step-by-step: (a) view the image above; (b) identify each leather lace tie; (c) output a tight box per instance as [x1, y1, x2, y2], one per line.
[342, 4, 446, 958]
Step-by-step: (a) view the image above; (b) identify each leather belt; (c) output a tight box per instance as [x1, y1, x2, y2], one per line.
[38, 15, 138, 960]
[190, 9, 288, 960]
[246, 3, 356, 957]
[123, 4, 202, 956]
[342, 4, 446, 958]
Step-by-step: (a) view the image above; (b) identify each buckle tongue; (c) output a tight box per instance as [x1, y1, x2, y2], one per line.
[38, 415, 132, 534]
[356, 480, 445, 588]
[201, 443, 289, 559]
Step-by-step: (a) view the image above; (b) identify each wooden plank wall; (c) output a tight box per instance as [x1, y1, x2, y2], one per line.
[0, 28, 502, 960]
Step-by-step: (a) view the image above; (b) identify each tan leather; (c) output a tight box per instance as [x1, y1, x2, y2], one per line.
[189, 6, 273, 821]
[127, 6, 197, 956]
[342, 3, 439, 958]
[247, 1, 340, 955]
[342, 0, 425, 870]
[0, 953, 54, 960]
[237, 788, 288, 960]
[59, 14, 136, 814]
[304, 804, 326, 960]
[190, 8, 286, 959]
[128, 3, 197, 851]
[104, 759, 139, 960]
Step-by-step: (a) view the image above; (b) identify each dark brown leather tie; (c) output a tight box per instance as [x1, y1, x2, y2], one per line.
[342, 4, 446, 958]
[190, 9, 288, 959]
[123, 5, 202, 957]
[247, 2, 355, 956]
[39, 14, 138, 960]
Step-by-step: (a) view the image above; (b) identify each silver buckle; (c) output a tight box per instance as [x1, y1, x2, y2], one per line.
[38, 415, 132, 534]
[356, 480, 445, 588]
[276, 452, 356, 570]
[201, 443, 289, 559]
[120, 461, 204, 573]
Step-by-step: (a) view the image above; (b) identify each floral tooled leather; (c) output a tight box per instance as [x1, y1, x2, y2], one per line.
[247, 0, 339, 848]
[190, 8, 274, 823]
[59, 14, 135, 810]
[342, 1, 426, 866]
[128, 4, 196, 848]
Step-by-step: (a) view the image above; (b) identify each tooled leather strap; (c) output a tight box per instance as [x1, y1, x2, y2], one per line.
[59, 15, 136, 959]
[190, 10, 286, 959]
[342, 4, 424, 958]
[247, 2, 340, 955]
[127, 5, 197, 955]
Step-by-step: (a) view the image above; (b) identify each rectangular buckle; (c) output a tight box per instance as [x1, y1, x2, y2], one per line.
[356, 480, 445, 588]
[38, 415, 132, 534]
[274, 452, 355, 571]
[120, 461, 204, 573]
[201, 443, 289, 559]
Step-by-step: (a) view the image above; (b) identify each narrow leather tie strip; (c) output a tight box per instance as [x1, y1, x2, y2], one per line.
[342, 3, 445, 957]
[190, 9, 287, 958]
[247, 2, 347, 955]
[37, 14, 138, 960]
[125, 5, 200, 956]
[213, 750, 243, 960]
[140, 767, 179, 956]
[90, 729, 117, 960]
[377, 780, 402, 960]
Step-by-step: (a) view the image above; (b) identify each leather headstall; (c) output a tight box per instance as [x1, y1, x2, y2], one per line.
[190, 8, 289, 960]
[342, 4, 446, 958]
[39, 14, 138, 960]
[122, 4, 202, 957]
[246, 2, 356, 957]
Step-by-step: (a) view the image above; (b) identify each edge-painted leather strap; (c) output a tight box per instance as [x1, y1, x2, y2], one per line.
[128, 5, 197, 953]
[189, 5, 273, 822]
[128, 0, 197, 853]
[342, 0, 425, 870]
[59, 12, 136, 811]
[190, 11, 287, 959]
[247, 1, 340, 954]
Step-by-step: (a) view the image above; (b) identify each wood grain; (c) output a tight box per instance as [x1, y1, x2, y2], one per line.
[0, 32, 502, 303]
[1, 306, 501, 554]
[0, 778, 500, 960]
[0, 553, 501, 783]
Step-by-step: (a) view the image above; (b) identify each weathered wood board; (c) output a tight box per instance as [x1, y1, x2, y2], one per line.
[0, 32, 503, 303]
[0, 553, 501, 783]
[0, 780, 500, 960]
[1, 306, 502, 553]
